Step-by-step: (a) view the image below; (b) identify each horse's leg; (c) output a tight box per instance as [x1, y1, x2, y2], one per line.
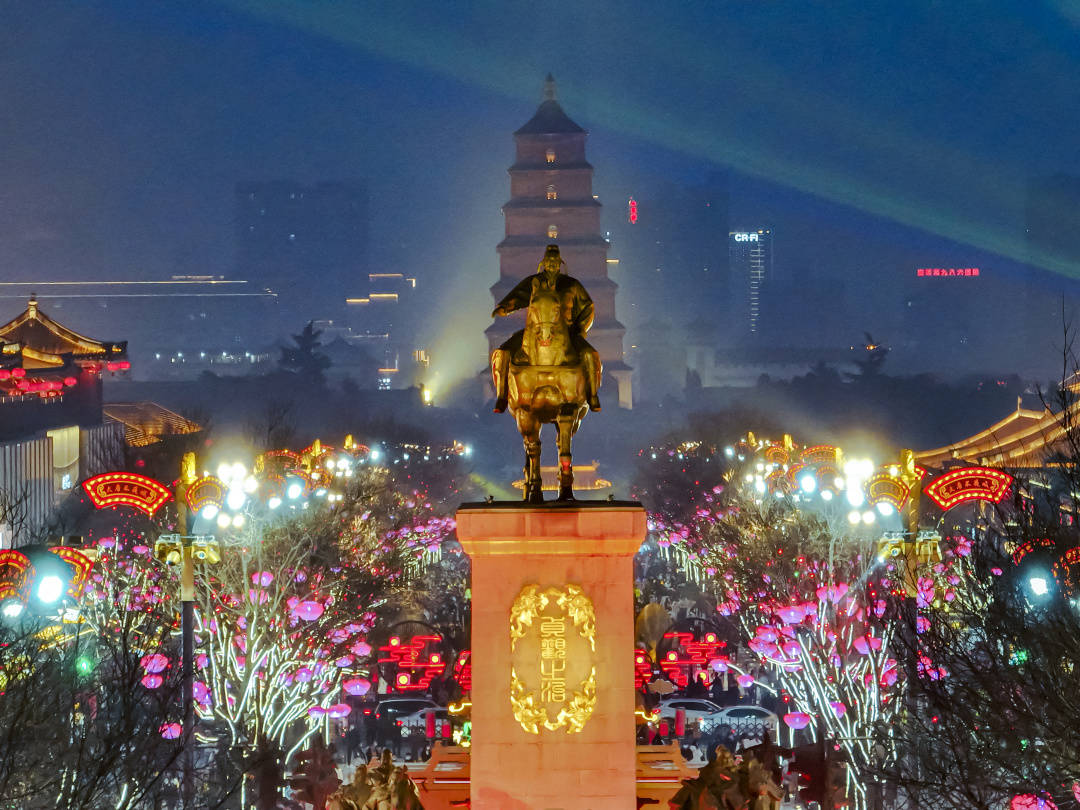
[518, 412, 543, 504]
[556, 413, 574, 501]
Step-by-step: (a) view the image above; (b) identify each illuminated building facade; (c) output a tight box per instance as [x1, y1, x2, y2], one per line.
[486, 75, 632, 408]
[235, 180, 369, 329]
[345, 272, 421, 388]
[729, 228, 772, 337]
[0, 297, 128, 546]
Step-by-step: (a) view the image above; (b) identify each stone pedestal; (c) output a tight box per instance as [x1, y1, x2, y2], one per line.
[456, 502, 646, 810]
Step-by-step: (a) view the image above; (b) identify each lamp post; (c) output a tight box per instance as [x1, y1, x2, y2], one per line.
[157, 452, 221, 810]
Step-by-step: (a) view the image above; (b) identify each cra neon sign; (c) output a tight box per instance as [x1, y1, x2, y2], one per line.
[923, 466, 1013, 511]
[82, 472, 172, 517]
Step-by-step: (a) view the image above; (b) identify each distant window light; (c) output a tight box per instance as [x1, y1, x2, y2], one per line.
[546, 185, 557, 200]
[547, 224, 558, 239]
[546, 149, 556, 163]
[289, 233, 296, 241]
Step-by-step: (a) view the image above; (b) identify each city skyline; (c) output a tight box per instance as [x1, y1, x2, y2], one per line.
[4, 2, 1080, 385]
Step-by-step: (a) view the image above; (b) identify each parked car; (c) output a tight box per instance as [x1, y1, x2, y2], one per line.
[373, 697, 441, 737]
[712, 704, 779, 736]
[656, 698, 725, 728]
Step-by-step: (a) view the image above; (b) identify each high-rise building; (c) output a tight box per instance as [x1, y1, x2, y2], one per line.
[729, 228, 772, 337]
[346, 272, 420, 386]
[486, 75, 632, 407]
[235, 180, 368, 332]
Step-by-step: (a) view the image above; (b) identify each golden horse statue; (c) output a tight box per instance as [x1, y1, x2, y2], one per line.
[496, 287, 590, 503]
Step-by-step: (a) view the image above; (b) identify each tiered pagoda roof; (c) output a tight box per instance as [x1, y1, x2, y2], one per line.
[513, 75, 586, 136]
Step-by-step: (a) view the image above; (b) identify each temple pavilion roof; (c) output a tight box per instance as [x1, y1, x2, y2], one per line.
[0, 297, 127, 370]
[514, 75, 586, 136]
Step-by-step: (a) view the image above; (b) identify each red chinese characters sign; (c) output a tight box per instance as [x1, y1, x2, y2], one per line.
[82, 472, 172, 517]
[378, 634, 446, 692]
[923, 467, 1013, 511]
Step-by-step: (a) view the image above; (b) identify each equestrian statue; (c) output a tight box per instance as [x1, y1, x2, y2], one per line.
[490, 244, 602, 503]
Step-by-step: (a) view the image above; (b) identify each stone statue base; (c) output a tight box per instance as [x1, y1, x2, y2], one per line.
[456, 502, 645, 810]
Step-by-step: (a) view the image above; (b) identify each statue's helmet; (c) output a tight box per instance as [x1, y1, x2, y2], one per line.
[539, 244, 565, 273]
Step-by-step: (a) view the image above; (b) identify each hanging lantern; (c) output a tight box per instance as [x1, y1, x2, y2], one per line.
[784, 712, 812, 730]
[343, 677, 372, 696]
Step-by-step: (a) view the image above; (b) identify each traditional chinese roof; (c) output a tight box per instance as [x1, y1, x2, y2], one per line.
[0, 297, 127, 368]
[102, 402, 202, 447]
[914, 398, 1065, 468]
[514, 75, 586, 136]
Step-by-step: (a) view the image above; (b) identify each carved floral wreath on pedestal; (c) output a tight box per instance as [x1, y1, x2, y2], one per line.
[509, 584, 598, 734]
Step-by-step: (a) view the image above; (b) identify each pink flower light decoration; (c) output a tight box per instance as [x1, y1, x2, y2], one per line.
[159, 723, 182, 739]
[327, 703, 351, 718]
[776, 605, 806, 625]
[852, 635, 882, 655]
[293, 601, 324, 621]
[784, 712, 812, 730]
[335, 655, 354, 668]
[748, 638, 779, 657]
[295, 667, 314, 682]
[754, 626, 779, 642]
[141, 674, 163, 689]
[737, 673, 755, 689]
[192, 681, 210, 702]
[815, 583, 848, 603]
[251, 571, 274, 587]
[709, 656, 729, 673]
[350, 641, 372, 657]
[307, 706, 327, 718]
[916, 617, 931, 634]
[830, 701, 846, 717]
[343, 677, 372, 696]
[141, 653, 169, 673]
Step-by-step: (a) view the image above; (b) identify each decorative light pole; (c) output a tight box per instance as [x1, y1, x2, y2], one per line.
[155, 452, 221, 810]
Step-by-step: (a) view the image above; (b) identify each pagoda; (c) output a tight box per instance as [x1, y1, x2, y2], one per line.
[486, 75, 633, 408]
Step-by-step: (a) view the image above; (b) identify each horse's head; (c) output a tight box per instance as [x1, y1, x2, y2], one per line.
[524, 289, 570, 363]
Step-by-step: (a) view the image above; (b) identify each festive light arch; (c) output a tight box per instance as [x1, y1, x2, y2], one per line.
[185, 476, 226, 513]
[866, 473, 911, 510]
[923, 466, 1013, 511]
[82, 472, 172, 517]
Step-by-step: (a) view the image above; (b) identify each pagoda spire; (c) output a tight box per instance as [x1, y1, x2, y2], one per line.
[543, 73, 556, 101]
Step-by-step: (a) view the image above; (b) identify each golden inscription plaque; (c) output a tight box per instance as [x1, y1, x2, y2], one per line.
[508, 584, 597, 734]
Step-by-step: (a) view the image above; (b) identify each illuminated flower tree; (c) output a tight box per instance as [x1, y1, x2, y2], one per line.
[682, 495, 968, 810]
[81, 465, 455, 798]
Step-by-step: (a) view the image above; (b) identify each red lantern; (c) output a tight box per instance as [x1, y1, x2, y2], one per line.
[441, 722, 451, 740]
[658, 720, 669, 737]
[426, 711, 436, 738]
[674, 708, 686, 737]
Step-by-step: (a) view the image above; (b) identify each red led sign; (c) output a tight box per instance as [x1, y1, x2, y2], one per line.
[378, 634, 446, 692]
[82, 472, 172, 517]
[658, 631, 726, 688]
[923, 467, 1013, 511]
[916, 268, 980, 278]
[628, 198, 638, 224]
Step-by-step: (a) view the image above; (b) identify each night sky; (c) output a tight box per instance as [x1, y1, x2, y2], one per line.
[4, 0, 1080, 377]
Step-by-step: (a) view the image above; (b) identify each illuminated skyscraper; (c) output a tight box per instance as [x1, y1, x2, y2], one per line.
[729, 228, 772, 337]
